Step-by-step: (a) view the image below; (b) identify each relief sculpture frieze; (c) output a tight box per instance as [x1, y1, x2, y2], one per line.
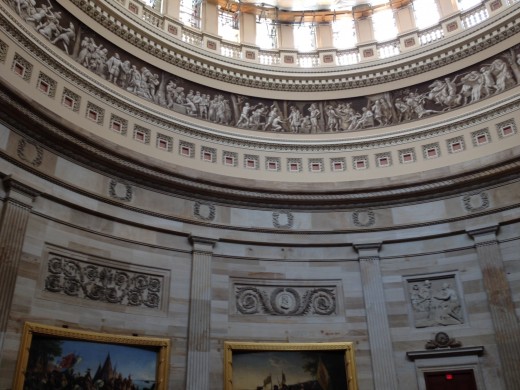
[407, 277, 464, 328]
[4, 0, 520, 136]
[235, 285, 337, 316]
[44, 255, 162, 309]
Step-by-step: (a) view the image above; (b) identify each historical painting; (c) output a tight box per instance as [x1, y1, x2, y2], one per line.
[224, 341, 357, 390]
[13, 322, 170, 390]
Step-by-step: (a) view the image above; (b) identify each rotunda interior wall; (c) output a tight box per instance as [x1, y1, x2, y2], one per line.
[1, 15, 519, 192]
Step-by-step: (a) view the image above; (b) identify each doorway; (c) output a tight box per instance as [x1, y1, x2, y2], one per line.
[424, 369, 477, 390]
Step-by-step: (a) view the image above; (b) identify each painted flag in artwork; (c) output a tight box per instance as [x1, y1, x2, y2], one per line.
[264, 375, 272, 386]
[317, 358, 330, 390]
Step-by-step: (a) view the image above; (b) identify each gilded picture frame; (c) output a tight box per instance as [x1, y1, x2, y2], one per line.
[13, 322, 170, 390]
[224, 341, 358, 390]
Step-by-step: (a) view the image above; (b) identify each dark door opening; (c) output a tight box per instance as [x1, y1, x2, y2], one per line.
[424, 369, 477, 390]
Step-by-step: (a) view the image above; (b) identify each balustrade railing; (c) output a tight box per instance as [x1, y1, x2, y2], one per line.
[418, 25, 444, 46]
[461, 4, 489, 28]
[113, 0, 511, 69]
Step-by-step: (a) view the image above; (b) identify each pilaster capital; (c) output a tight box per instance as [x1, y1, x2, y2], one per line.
[3, 175, 41, 207]
[353, 242, 382, 259]
[189, 235, 218, 253]
[466, 224, 499, 245]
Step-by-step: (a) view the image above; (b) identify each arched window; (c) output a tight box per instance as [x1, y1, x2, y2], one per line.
[294, 22, 316, 52]
[457, 0, 482, 10]
[413, 0, 440, 29]
[372, 8, 397, 41]
[256, 16, 277, 49]
[218, 7, 240, 42]
[180, 0, 202, 29]
[332, 17, 357, 49]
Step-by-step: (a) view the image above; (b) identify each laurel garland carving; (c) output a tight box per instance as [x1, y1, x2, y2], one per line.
[235, 286, 336, 316]
[44, 256, 162, 309]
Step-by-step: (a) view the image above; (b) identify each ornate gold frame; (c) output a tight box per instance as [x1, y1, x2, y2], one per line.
[224, 341, 358, 390]
[13, 322, 170, 389]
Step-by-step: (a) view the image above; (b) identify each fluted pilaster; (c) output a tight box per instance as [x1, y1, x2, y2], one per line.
[0, 177, 39, 360]
[355, 243, 399, 390]
[186, 235, 217, 390]
[467, 225, 520, 390]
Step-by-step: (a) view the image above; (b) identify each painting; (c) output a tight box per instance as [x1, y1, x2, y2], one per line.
[13, 322, 170, 390]
[224, 341, 357, 390]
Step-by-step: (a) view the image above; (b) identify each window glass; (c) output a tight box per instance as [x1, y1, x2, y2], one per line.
[256, 16, 277, 49]
[413, 0, 440, 29]
[372, 8, 397, 41]
[294, 23, 316, 52]
[457, 0, 482, 10]
[332, 17, 356, 48]
[218, 8, 240, 42]
[180, 0, 201, 28]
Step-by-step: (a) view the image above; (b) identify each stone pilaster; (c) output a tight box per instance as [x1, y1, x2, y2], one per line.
[0, 177, 39, 360]
[355, 243, 399, 390]
[186, 236, 217, 390]
[467, 225, 520, 390]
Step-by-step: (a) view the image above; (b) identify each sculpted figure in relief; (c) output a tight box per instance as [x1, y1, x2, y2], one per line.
[410, 279, 463, 328]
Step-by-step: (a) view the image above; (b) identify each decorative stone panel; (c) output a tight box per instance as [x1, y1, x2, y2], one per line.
[405, 274, 464, 328]
[179, 140, 195, 157]
[62, 88, 81, 112]
[353, 155, 368, 170]
[156, 133, 173, 152]
[272, 210, 294, 229]
[422, 142, 440, 159]
[330, 157, 346, 171]
[201, 146, 217, 163]
[109, 179, 133, 202]
[12, 53, 33, 81]
[463, 191, 489, 212]
[194, 201, 216, 221]
[0, 39, 7, 63]
[352, 210, 375, 227]
[398, 148, 416, 164]
[446, 136, 465, 153]
[496, 118, 517, 138]
[266, 157, 281, 172]
[287, 158, 302, 173]
[86, 102, 105, 125]
[471, 128, 491, 146]
[308, 158, 324, 172]
[375, 152, 392, 168]
[234, 282, 338, 316]
[17, 138, 43, 167]
[109, 114, 128, 135]
[44, 253, 163, 310]
[223, 151, 238, 167]
[243, 154, 259, 169]
[133, 125, 151, 144]
[37, 72, 57, 98]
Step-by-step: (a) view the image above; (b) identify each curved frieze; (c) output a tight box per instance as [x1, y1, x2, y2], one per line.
[4, 0, 520, 139]
[235, 286, 337, 316]
[74, 0, 520, 90]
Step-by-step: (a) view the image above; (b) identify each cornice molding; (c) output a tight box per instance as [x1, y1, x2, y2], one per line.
[1, 85, 520, 209]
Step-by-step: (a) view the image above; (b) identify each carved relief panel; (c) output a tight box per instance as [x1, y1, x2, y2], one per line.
[232, 279, 341, 317]
[40, 246, 169, 313]
[405, 274, 465, 328]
